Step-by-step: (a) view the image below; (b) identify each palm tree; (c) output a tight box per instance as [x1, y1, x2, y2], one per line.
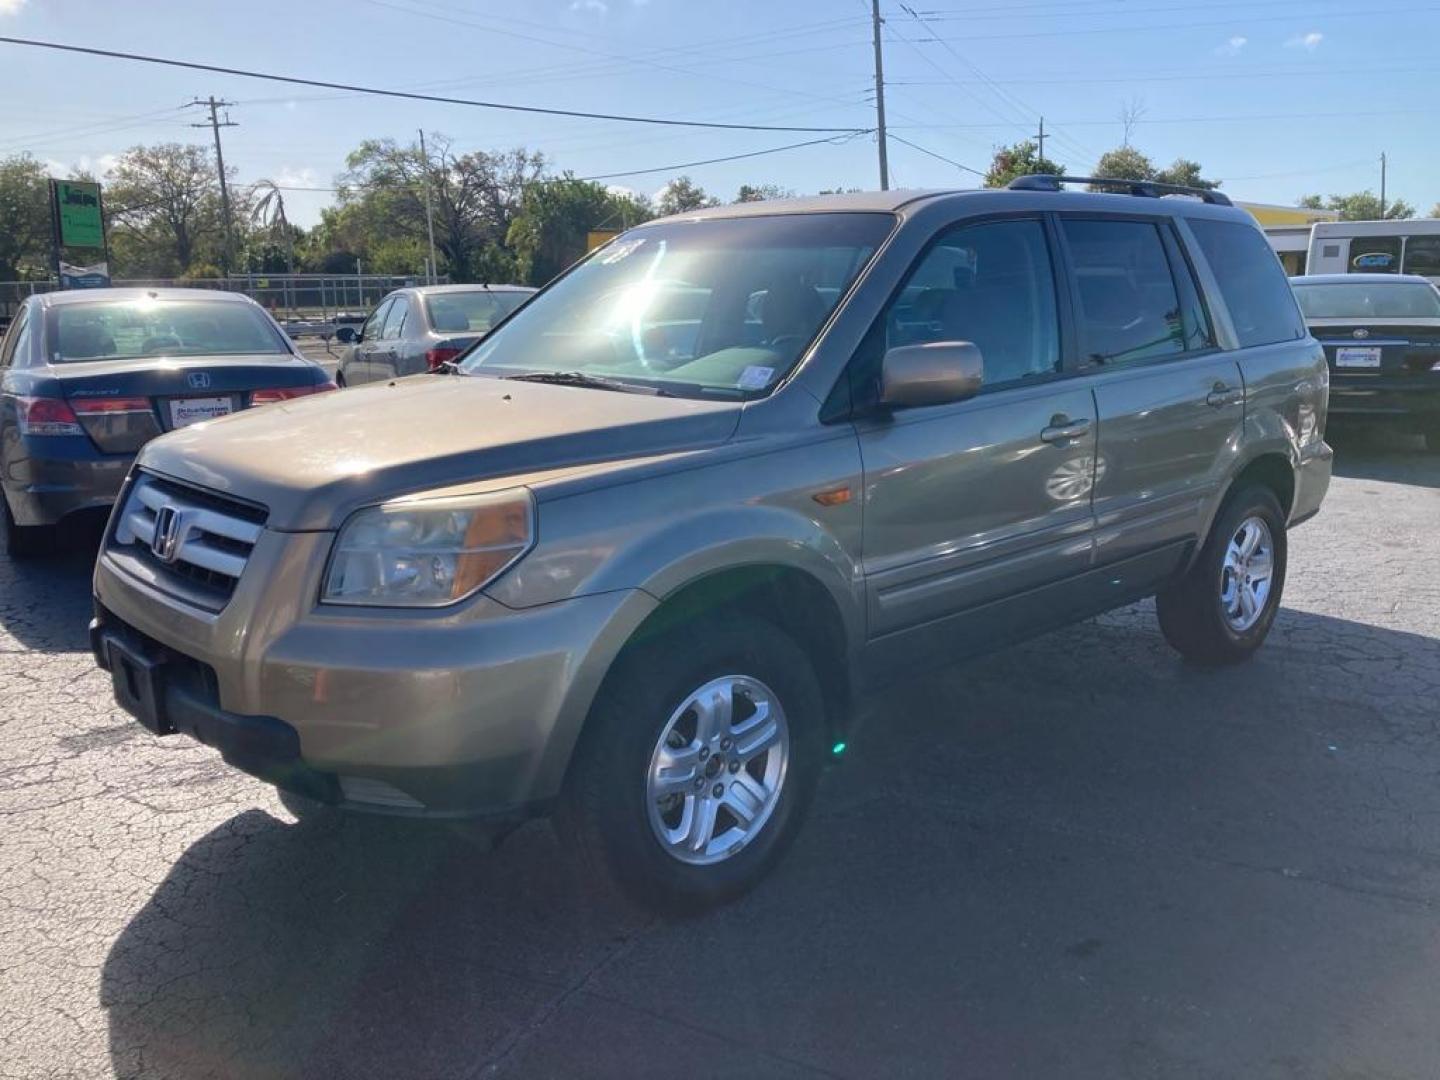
[250, 179, 295, 313]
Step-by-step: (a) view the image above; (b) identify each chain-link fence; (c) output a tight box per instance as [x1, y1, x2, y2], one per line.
[0, 274, 450, 331]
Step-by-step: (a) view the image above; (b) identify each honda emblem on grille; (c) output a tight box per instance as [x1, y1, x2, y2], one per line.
[150, 506, 184, 563]
[187, 371, 213, 390]
[1353, 328, 1370, 340]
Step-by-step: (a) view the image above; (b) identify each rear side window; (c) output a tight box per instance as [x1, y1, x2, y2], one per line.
[0, 309, 29, 367]
[1188, 219, 1305, 348]
[1347, 236, 1402, 274]
[1061, 219, 1188, 366]
[1404, 237, 1440, 278]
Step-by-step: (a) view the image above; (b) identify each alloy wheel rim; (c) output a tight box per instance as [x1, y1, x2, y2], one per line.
[645, 675, 790, 866]
[1220, 515, 1274, 632]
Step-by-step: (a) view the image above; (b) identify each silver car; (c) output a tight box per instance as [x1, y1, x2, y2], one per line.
[334, 284, 534, 386]
[92, 182, 1331, 911]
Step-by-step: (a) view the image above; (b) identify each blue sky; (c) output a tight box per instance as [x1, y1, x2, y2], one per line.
[1, 0, 1437, 226]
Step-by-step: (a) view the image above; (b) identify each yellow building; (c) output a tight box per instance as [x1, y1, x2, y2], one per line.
[1238, 202, 1341, 275]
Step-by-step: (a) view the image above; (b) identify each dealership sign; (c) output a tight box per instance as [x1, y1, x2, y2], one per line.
[52, 180, 106, 249]
[59, 260, 111, 289]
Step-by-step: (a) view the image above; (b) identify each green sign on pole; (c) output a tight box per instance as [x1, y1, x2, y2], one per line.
[53, 180, 105, 249]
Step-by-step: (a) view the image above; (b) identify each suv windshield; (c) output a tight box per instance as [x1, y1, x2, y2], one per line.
[1292, 281, 1440, 320]
[425, 290, 530, 334]
[45, 299, 288, 363]
[460, 213, 894, 397]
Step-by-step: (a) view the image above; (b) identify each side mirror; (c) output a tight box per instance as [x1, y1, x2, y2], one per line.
[334, 325, 357, 344]
[880, 341, 984, 409]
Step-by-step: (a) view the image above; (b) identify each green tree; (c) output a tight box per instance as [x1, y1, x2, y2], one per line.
[1299, 191, 1415, 221]
[0, 154, 52, 281]
[735, 183, 795, 203]
[105, 143, 226, 276]
[1092, 145, 1155, 183]
[1430, 203, 1440, 219]
[1154, 158, 1219, 190]
[656, 175, 718, 216]
[507, 177, 653, 286]
[983, 139, 1064, 189]
[336, 135, 544, 281]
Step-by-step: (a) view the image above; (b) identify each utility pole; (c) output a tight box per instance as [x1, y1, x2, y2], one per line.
[870, 0, 889, 191]
[418, 128, 439, 284]
[1036, 117, 1046, 165]
[189, 97, 238, 275]
[1379, 152, 1387, 219]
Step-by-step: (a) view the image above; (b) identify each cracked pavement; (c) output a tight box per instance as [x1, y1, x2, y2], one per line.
[2, 428, 1438, 1079]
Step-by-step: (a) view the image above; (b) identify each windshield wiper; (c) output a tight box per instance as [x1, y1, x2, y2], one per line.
[432, 360, 466, 375]
[505, 371, 670, 396]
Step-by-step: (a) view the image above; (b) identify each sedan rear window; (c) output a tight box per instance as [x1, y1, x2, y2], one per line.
[45, 299, 288, 363]
[425, 291, 530, 334]
[1292, 281, 1440, 320]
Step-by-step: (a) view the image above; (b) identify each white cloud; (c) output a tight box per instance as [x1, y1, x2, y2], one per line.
[1284, 31, 1323, 51]
[570, 0, 607, 13]
[1214, 35, 1247, 56]
[273, 166, 318, 188]
[0, 0, 27, 16]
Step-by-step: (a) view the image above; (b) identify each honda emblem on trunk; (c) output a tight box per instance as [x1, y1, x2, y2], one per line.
[1353, 328, 1370, 339]
[187, 371, 213, 390]
[150, 506, 184, 563]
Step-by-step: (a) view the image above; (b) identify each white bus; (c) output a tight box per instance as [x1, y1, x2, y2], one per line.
[1306, 219, 1440, 284]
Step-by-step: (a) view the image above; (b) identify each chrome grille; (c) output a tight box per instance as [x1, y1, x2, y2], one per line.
[111, 472, 268, 610]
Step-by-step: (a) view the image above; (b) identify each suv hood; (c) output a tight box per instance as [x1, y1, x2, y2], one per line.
[138, 375, 743, 530]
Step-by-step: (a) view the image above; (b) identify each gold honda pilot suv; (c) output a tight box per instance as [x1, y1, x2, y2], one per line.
[92, 181, 1332, 911]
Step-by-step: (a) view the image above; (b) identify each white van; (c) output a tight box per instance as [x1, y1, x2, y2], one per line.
[1306, 219, 1440, 284]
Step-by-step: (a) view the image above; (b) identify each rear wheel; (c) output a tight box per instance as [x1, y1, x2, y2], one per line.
[1156, 486, 1287, 666]
[1, 490, 51, 559]
[559, 616, 825, 913]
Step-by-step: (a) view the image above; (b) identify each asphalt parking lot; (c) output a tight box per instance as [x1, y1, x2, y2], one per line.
[2, 429, 1438, 1080]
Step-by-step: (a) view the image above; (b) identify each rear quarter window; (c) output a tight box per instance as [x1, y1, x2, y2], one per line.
[1187, 219, 1305, 348]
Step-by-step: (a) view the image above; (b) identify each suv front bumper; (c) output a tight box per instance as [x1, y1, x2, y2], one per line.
[93, 530, 656, 818]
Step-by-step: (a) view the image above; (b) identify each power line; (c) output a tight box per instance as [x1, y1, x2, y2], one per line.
[0, 36, 868, 134]
[893, 3, 1096, 162]
[577, 133, 869, 182]
[924, 5, 1440, 42]
[887, 134, 984, 176]
[892, 106, 1433, 129]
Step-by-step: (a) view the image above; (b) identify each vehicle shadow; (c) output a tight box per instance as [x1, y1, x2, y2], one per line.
[1328, 425, 1440, 489]
[101, 603, 1440, 1079]
[0, 517, 104, 653]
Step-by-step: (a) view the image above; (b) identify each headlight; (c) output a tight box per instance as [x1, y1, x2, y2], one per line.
[322, 488, 534, 607]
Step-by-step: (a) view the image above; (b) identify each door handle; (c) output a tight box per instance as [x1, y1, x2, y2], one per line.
[1206, 383, 1243, 407]
[1040, 416, 1092, 443]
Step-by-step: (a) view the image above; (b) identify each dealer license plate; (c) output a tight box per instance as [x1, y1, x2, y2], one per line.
[1335, 346, 1381, 369]
[169, 396, 234, 427]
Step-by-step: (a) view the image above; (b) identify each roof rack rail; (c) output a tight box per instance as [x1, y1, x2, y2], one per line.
[1006, 174, 1233, 207]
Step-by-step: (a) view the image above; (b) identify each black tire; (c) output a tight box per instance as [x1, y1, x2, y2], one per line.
[559, 615, 826, 914]
[1156, 486, 1288, 666]
[1, 490, 51, 559]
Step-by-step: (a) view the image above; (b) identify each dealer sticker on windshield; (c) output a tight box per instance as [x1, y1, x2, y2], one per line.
[738, 365, 775, 390]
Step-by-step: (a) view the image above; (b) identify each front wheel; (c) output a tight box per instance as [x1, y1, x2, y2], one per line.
[559, 616, 825, 913]
[1156, 486, 1288, 666]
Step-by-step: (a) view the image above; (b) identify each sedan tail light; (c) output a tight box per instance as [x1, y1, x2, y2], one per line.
[70, 397, 154, 417]
[249, 382, 339, 406]
[425, 347, 463, 372]
[15, 396, 83, 436]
